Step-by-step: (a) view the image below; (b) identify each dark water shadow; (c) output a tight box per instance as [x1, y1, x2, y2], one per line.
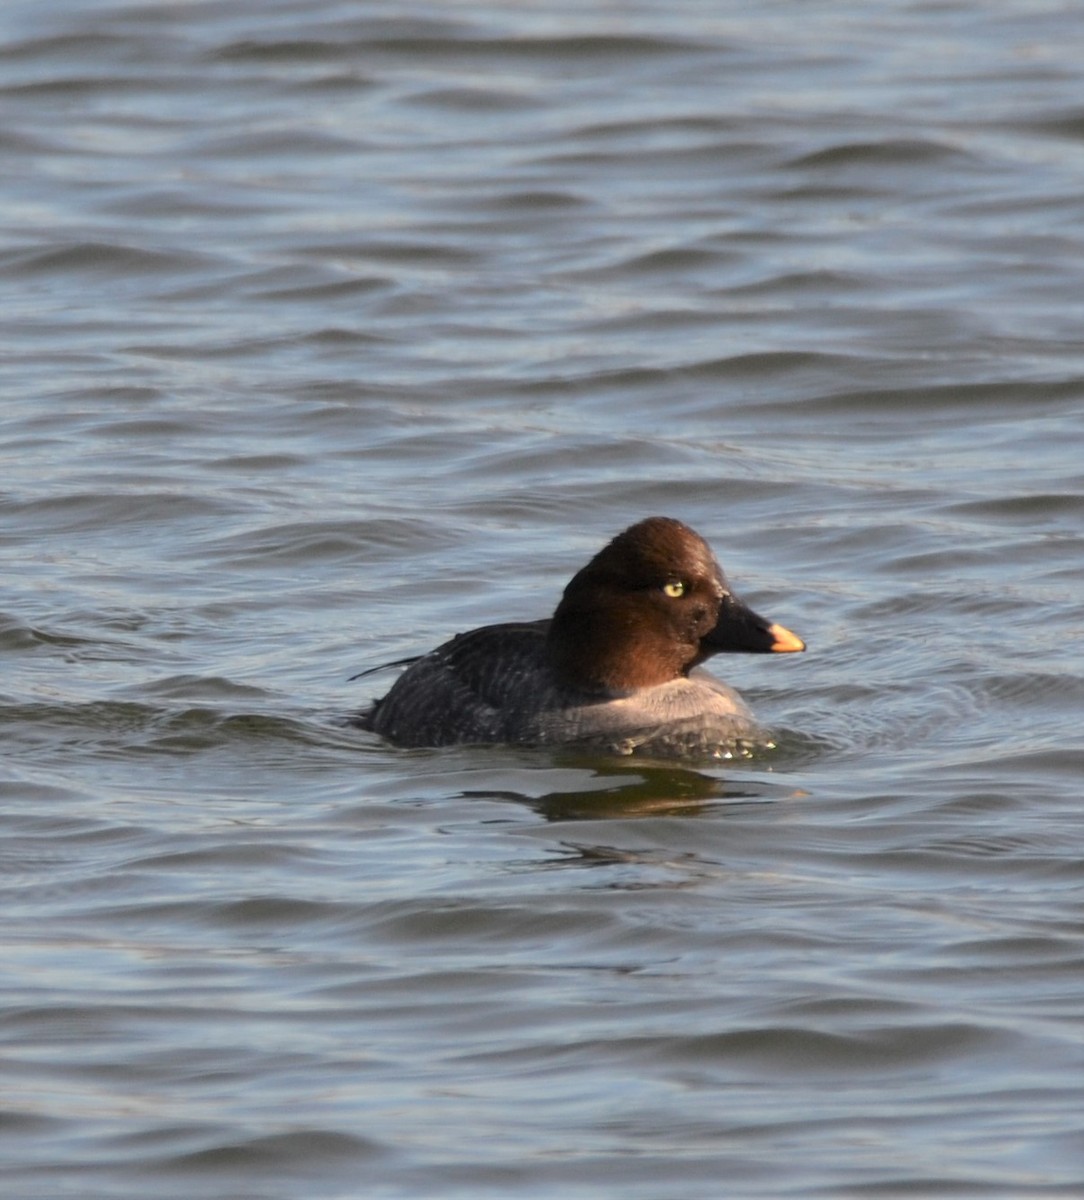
[463, 755, 805, 822]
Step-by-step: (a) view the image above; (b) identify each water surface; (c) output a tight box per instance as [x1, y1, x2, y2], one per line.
[2, 1, 1083, 1196]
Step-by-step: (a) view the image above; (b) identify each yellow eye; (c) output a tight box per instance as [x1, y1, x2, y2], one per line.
[662, 581, 685, 598]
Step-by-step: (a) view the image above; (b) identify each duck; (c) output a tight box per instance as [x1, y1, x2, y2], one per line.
[356, 516, 804, 758]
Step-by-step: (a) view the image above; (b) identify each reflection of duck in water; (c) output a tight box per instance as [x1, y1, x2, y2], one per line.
[524, 760, 788, 822]
[358, 517, 804, 759]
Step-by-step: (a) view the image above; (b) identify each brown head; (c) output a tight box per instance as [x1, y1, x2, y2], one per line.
[547, 516, 804, 693]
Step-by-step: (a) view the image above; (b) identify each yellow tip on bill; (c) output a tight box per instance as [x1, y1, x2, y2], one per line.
[768, 623, 805, 653]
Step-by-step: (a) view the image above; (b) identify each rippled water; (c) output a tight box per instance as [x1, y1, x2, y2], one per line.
[2, 1, 1084, 1196]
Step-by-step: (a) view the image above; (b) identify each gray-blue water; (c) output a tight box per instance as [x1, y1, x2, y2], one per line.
[2, 2, 1083, 1196]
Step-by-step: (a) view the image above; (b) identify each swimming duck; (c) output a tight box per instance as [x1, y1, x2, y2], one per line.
[357, 516, 804, 758]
